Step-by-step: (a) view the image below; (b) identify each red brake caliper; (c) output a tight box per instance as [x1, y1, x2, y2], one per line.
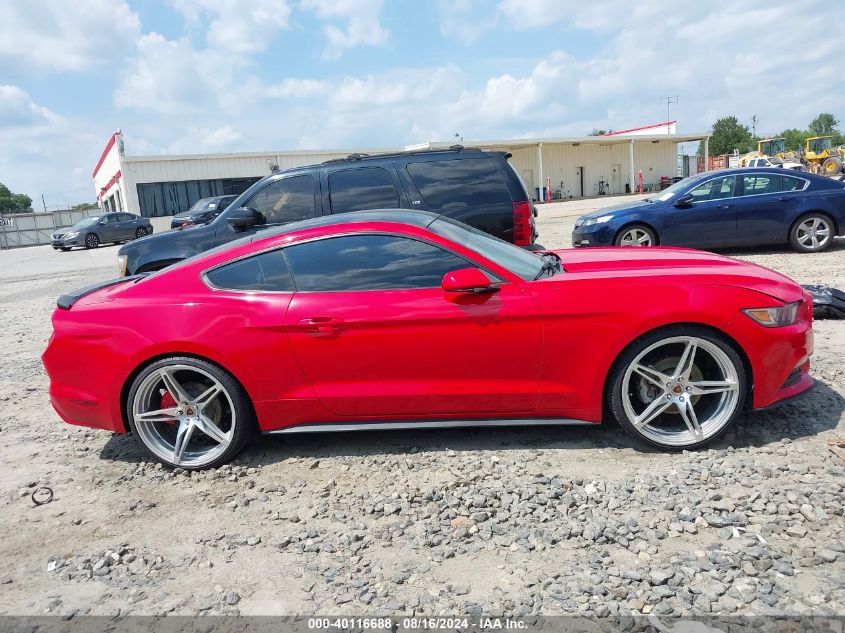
[160, 391, 178, 424]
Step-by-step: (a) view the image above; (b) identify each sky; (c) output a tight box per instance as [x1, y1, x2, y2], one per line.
[1, 0, 843, 208]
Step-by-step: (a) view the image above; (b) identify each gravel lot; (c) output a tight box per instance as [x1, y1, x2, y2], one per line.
[0, 196, 843, 617]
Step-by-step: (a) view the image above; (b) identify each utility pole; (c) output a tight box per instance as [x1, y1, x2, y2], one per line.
[666, 96, 678, 124]
[751, 115, 758, 137]
[41, 194, 47, 213]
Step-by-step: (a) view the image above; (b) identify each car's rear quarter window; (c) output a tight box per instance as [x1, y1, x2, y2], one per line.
[206, 251, 294, 292]
[407, 158, 511, 211]
[329, 167, 400, 213]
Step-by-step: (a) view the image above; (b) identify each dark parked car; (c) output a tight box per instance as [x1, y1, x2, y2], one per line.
[118, 147, 538, 275]
[572, 168, 845, 253]
[52, 213, 153, 251]
[170, 195, 237, 229]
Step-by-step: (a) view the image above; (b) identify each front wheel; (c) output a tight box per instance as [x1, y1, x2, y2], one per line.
[614, 224, 657, 247]
[135, 227, 147, 239]
[126, 357, 255, 469]
[608, 327, 746, 450]
[789, 213, 834, 253]
[84, 233, 99, 249]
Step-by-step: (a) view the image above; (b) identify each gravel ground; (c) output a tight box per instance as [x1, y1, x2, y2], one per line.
[0, 196, 843, 617]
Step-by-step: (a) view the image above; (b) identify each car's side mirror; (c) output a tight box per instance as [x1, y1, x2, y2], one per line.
[99, 219, 108, 225]
[674, 193, 694, 208]
[227, 207, 259, 228]
[442, 267, 499, 294]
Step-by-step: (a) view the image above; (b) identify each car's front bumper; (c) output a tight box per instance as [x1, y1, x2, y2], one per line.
[51, 236, 83, 248]
[571, 224, 616, 247]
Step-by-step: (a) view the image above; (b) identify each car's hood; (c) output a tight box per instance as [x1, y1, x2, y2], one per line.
[551, 247, 803, 302]
[577, 200, 652, 221]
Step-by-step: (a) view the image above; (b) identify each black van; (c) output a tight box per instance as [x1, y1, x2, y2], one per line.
[118, 147, 539, 276]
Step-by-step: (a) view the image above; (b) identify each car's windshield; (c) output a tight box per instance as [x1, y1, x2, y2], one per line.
[73, 216, 103, 228]
[428, 216, 545, 280]
[651, 175, 703, 202]
[184, 198, 217, 215]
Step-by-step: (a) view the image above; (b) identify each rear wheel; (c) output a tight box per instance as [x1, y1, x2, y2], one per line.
[126, 357, 254, 469]
[614, 224, 656, 247]
[84, 233, 99, 249]
[789, 213, 834, 252]
[608, 327, 746, 450]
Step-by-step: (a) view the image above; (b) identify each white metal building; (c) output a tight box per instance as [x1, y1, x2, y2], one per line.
[93, 123, 711, 218]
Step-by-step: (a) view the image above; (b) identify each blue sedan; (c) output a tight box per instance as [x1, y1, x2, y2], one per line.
[572, 168, 845, 253]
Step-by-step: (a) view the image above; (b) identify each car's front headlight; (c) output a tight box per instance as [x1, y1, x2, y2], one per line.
[64, 231, 79, 238]
[743, 301, 799, 327]
[118, 255, 128, 276]
[578, 214, 614, 228]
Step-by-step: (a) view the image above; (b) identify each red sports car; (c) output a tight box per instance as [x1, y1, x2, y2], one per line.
[42, 210, 814, 469]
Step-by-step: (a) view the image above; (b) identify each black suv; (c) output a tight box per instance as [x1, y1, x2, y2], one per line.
[118, 147, 539, 276]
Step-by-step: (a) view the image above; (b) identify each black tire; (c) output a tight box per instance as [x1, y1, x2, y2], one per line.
[135, 227, 147, 239]
[84, 233, 99, 249]
[125, 356, 255, 469]
[60, 247, 70, 252]
[613, 224, 657, 247]
[607, 325, 747, 451]
[789, 212, 835, 253]
[822, 157, 842, 176]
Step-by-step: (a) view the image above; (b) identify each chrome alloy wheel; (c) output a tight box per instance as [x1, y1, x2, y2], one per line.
[131, 364, 236, 468]
[795, 217, 831, 251]
[618, 227, 653, 246]
[621, 336, 740, 447]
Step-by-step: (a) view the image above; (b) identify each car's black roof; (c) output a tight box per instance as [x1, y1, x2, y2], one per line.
[248, 209, 439, 243]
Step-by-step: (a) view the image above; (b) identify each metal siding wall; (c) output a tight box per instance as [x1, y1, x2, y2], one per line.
[507, 141, 678, 198]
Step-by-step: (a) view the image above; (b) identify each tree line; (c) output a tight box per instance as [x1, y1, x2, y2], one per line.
[705, 113, 843, 156]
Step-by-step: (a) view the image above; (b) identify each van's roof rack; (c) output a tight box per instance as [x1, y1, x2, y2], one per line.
[319, 146, 482, 166]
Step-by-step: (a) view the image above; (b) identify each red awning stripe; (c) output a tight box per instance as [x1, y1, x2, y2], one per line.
[96, 170, 122, 200]
[92, 133, 118, 178]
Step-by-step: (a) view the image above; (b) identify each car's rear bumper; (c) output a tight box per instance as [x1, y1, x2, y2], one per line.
[42, 330, 127, 433]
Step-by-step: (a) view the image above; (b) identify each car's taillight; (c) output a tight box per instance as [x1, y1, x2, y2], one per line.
[513, 201, 532, 246]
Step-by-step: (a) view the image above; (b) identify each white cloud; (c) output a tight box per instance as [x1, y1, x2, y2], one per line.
[300, 0, 389, 59]
[170, 0, 292, 53]
[436, 0, 497, 44]
[166, 125, 245, 154]
[0, 85, 62, 129]
[0, 0, 140, 72]
[0, 85, 98, 205]
[114, 33, 248, 116]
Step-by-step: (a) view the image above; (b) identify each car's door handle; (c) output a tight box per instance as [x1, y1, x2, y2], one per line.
[718, 204, 733, 209]
[296, 317, 345, 333]
[778, 197, 791, 202]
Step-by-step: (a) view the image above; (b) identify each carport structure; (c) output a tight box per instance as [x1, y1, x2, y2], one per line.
[429, 123, 710, 200]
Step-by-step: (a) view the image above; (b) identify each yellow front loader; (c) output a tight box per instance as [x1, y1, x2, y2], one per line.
[803, 136, 844, 175]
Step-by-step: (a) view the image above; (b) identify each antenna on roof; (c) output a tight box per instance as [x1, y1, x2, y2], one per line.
[346, 153, 369, 161]
[449, 144, 464, 151]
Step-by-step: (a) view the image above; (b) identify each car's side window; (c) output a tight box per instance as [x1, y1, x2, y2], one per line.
[329, 167, 400, 213]
[205, 250, 294, 292]
[741, 174, 781, 196]
[284, 234, 471, 292]
[105, 214, 118, 223]
[688, 176, 736, 202]
[119, 213, 134, 221]
[781, 176, 805, 192]
[246, 175, 316, 225]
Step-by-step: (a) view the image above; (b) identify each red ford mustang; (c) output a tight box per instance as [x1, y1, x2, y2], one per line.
[42, 210, 814, 469]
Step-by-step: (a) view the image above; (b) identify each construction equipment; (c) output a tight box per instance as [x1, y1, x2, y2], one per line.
[803, 136, 845, 175]
[737, 138, 786, 167]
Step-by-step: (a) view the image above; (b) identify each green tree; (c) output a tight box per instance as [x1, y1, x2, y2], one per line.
[706, 116, 755, 155]
[588, 128, 611, 136]
[808, 112, 839, 137]
[72, 202, 99, 210]
[779, 128, 807, 152]
[0, 182, 33, 214]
